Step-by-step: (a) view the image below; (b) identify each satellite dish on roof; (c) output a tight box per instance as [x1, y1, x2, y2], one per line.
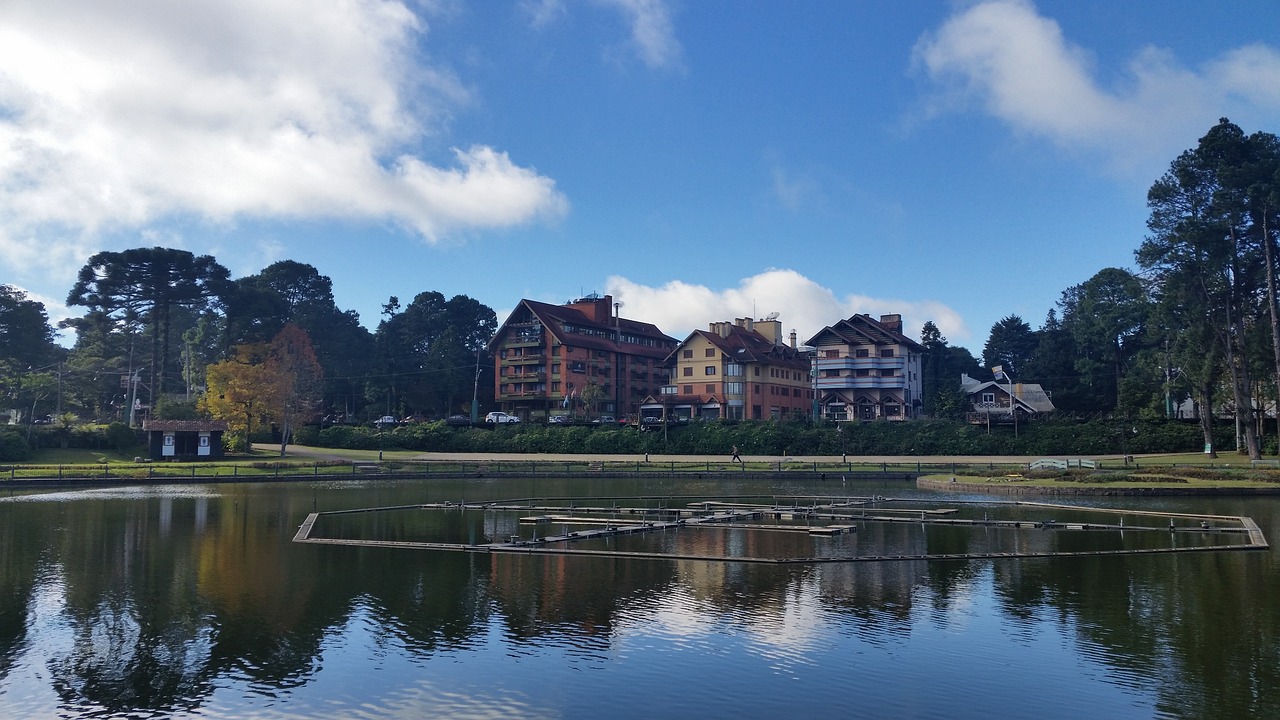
[764, 311, 780, 321]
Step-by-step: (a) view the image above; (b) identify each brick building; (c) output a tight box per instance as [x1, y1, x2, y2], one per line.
[488, 294, 677, 421]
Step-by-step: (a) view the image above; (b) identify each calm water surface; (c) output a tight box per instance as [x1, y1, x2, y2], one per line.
[0, 476, 1276, 719]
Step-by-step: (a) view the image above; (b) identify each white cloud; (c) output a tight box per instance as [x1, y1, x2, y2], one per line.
[0, 0, 567, 284]
[597, 0, 684, 70]
[913, 0, 1280, 175]
[770, 166, 823, 212]
[522, 0, 567, 29]
[605, 269, 970, 347]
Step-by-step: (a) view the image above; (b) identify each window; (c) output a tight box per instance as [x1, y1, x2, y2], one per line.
[856, 369, 870, 377]
[981, 392, 995, 404]
[855, 348, 870, 358]
[725, 382, 743, 394]
[725, 363, 744, 377]
[753, 384, 760, 392]
[793, 388, 801, 397]
[683, 385, 693, 394]
[705, 366, 716, 375]
[552, 345, 561, 356]
[885, 405, 900, 416]
[879, 368, 895, 377]
[682, 349, 694, 359]
[551, 382, 560, 392]
[825, 350, 840, 358]
[880, 348, 895, 358]
[705, 348, 716, 357]
[683, 367, 693, 377]
[754, 367, 760, 376]
[705, 384, 715, 394]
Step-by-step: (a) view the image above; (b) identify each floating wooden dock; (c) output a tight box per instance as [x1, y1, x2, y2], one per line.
[292, 494, 1270, 564]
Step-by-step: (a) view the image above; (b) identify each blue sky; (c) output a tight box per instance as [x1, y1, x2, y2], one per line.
[4, 0, 1280, 356]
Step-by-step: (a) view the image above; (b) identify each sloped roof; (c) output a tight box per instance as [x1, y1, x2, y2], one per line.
[490, 297, 676, 359]
[143, 420, 229, 431]
[805, 313, 925, 351]
[959, 374, 1056, 413]
[667, 324, 810, 369]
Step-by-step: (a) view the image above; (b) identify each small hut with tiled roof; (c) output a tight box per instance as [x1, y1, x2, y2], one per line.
[142, 420, 229, 460]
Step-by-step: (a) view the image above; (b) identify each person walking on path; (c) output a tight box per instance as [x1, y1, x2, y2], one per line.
[731, 445, 742, 463]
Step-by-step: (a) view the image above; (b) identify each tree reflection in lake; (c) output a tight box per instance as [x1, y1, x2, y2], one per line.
[0, 479, 1276, 719]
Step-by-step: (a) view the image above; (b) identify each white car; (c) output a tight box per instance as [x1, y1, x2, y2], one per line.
[485, 411, 521, 424]
[374, 415, 397, 426]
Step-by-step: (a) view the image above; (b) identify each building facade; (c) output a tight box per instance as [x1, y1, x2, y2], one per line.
[805, 313, 924, 421]
[647, 317, 812, 421]
[488, 294, 677, 421]
[959, 372, 1056, 425]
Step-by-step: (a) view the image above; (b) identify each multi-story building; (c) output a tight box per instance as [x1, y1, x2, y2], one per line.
[805, 313, 924, 421]
[488, 294, 676, 421]
[648, 316, 812, 421]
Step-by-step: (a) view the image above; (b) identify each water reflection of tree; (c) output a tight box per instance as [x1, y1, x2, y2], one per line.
[5, 489, 1280, 717]
[0, 501, 45, 681]
[992, 551, 1280, 717]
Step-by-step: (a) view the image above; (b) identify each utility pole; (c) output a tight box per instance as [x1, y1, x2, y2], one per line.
[471, 348, 481, 423]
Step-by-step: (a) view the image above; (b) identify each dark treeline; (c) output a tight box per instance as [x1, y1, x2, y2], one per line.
[2, 252, 497, 453]
[919, 118, 1280, 459]
[3, 118, 1280, 458]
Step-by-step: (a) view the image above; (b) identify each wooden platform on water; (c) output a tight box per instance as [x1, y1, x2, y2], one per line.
[292, 494, 1270, 564]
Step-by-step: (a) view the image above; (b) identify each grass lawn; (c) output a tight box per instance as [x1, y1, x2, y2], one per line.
[925, 468, 1280, 490]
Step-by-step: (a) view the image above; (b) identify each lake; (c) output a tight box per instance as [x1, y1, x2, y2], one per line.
[0, 475, 1277, 719]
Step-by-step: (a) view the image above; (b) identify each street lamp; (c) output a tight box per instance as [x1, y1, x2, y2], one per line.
[993, 365, 1017, 438]
[128, 368, 147, 428]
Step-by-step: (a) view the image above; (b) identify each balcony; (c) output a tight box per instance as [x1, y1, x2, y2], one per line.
[504, 369, 546, 381]
[813, 356, 905, 372]
[814, 375, 907, 391]
[501, 352, 544, 365]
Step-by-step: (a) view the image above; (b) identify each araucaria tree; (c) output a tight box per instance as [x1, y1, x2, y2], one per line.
[67, 247, 230, 410]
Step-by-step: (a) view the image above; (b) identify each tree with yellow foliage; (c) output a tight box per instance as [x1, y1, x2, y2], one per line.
[202, 324, 323, 455]
[201, 343, 271, 453]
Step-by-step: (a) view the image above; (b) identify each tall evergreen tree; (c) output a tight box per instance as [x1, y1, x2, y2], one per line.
[66, 247, 231, 408]
[1139, 119, 1267, 458]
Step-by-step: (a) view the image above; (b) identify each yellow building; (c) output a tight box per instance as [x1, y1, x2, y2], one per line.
[647, 316, 812, 421]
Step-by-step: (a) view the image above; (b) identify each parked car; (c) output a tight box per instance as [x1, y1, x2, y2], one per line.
[593, 415, 616, 424]
[444, 415, 471, 426]
[485, 411, 521, 424]
[374, 415, 397, 426]
[547, 415, 570, 424]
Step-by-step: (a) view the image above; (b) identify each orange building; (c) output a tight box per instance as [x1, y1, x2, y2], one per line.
[488, 294, 677, 421]
[646, 316, 812, 421]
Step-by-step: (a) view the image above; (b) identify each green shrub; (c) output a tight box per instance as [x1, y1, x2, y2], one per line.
[104, 422, 139, 453]
[0, 431, 32, 461]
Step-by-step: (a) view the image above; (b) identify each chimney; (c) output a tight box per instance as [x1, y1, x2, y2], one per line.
[789, 330, 797, 348]
[879, 314, 903, 333]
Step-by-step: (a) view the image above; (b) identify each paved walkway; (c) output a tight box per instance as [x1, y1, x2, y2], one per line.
[259, 444, 1130, 466]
